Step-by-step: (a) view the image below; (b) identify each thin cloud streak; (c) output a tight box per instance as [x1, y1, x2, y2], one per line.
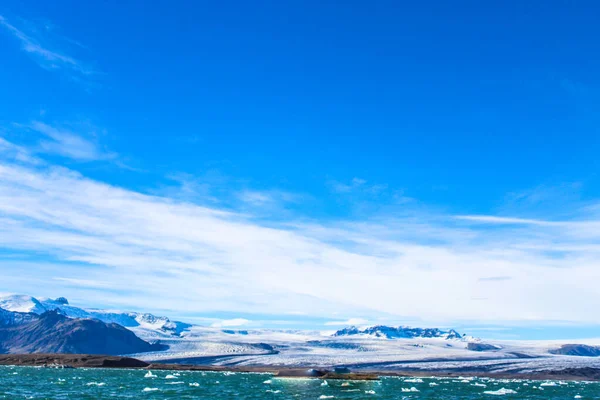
[325, 318, 369, 326]
[211, 318, 250, 328]
[0, 15, 96, 76]
[455, 215, 555, 226]
[29, 121, 115, 161]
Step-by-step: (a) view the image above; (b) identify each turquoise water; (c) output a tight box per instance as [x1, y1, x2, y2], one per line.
[0, 366, 598, 399]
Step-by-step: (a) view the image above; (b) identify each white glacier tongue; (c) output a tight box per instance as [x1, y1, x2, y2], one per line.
[332, 325, 464, 340]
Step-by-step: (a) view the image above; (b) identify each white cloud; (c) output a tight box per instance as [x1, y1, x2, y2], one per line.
[29, 121, 115, 162]
[53, 277, 113, 289]
[324, 318, 369, 326]
[0, 15, 94, 76]
[455, 215, 554, 226]
[0, 137, 41, 165]
[329, 177, 367, 193]
[211, 318, 250, 328]
[237, 189, 300, 207]
[238, 190, 274, 205]
[0, 159, 600, 325]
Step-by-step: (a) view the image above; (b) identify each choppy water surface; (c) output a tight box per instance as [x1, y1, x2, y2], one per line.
[0, 366, 599, 399]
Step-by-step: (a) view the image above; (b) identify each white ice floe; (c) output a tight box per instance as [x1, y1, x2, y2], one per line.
[142, 387, 159, 392]
[484, 388, 517, 395]
[401, 387, 419, 392]
[144, 371, 156, 378]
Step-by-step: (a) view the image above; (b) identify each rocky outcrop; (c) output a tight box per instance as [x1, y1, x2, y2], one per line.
[467, 342, 500, 352]
[0, 354, 149, 368]
[549, 344, 600, 357]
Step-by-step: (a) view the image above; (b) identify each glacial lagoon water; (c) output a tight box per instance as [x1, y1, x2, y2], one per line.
[0, 365, 599, 399]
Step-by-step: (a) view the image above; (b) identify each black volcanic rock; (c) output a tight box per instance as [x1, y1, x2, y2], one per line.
[0, 310, 166, 355]
[550, 344, 600, 357]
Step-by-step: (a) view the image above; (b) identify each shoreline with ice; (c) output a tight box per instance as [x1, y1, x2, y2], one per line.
[1, 354, 600, 382]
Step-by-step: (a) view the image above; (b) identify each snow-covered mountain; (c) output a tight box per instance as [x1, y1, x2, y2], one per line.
[332, 325, 463, 340]
[3, 293, 600, 375]
[0, 294, 190, 336]
[0, 307, 37, 327]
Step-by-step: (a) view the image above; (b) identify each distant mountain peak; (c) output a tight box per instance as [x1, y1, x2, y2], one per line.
[51, 297, 69, 305]
[0, 294, 190, 337]
[332, 325, 464, 340]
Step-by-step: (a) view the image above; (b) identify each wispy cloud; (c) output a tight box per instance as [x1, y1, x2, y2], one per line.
[238, 189, 300, 207]
[0, 15, 96, 78]
[28, 121, 116, 162]
[324, 318, 369, 326]
[0, 158, 600, 325]
[53, 277, 113, 289]
[330, 177, 369, 193]
[211, 318, 251, 328]
[478, 276, 512, 282]
[455, 215, 553, 226]
[238, 190, 276, 205]
[0, 137, 41, 165]
[328, 177, 411, 206]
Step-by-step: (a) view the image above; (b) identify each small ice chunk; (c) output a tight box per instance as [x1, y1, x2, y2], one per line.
[483, 388, 517, 395]
[401, 387, 419, 392]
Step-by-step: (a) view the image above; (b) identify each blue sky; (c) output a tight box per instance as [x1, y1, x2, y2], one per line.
[1, 1, 600, 339]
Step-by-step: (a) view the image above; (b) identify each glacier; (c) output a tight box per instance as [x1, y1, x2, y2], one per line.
[2, 293, 600, 375]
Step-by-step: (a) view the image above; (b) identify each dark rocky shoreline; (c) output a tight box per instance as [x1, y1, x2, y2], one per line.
[1, 354, 599, 382]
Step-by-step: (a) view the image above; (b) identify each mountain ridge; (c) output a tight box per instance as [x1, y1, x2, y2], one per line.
[0, 310, 167, 355]
[0, 294, 190, 336]
[332, 325, 464, 340]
